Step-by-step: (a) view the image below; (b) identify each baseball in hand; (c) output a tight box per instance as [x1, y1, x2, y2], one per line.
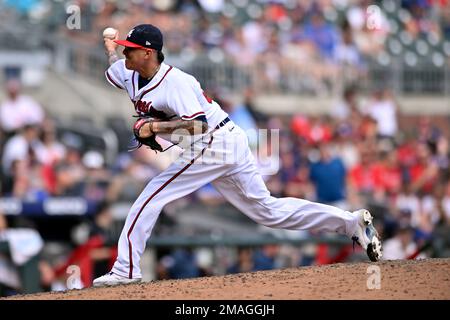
[103, 27, 117, 39]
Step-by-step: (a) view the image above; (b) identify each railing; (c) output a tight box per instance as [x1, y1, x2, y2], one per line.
[186, 59, 450, 97]
[0, 33, 430, 97]
[1, 5, 450, 98]
[46, 36, 450, 97]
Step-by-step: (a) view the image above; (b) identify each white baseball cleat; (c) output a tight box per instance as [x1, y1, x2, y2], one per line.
[351, 209, 383, 262]
[93, 272, 141, 287]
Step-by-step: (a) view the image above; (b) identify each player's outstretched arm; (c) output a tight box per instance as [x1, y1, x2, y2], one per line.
[138, 119, 208, 138]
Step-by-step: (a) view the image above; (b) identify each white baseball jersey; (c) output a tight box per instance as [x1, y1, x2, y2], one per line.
[104, 60, 360, 280]
[106, 60, 228, 133]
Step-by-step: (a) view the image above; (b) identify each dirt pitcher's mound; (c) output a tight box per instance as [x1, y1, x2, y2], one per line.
[8, 258, 450, 300]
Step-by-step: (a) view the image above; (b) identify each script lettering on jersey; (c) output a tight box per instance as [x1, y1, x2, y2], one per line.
[134, 99, 153, 114]
[133, 99, 169, 120]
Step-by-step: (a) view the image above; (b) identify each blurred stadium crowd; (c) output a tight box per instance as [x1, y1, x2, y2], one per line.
[64, 0, 450, 93]
[2, 0, 450, 93]
[0, 0, 449, 296]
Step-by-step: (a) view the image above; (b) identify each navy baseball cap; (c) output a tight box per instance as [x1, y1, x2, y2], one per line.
[114, 24, 163, 51]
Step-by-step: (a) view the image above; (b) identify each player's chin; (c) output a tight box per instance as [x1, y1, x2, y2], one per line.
[124, 59, 135, 70]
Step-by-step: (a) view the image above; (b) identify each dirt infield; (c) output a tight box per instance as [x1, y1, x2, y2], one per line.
[7, 258, 450, 300]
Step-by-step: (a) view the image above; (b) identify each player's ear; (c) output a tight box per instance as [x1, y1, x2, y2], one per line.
[142, 49, 150, 60]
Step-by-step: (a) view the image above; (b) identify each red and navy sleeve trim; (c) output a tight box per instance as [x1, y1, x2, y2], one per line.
[181, 111, 205, 120]
[105, 71, 124, 90]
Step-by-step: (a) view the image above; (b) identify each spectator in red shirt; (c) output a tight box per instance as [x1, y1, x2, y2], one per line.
[409, 143, 439, 195]
[348, 146, 377, 193]
[372, 150, 403, 198]
[397, 138, 417, 167]
[306, 116, 333, 145]
[290, 115, 333, 145]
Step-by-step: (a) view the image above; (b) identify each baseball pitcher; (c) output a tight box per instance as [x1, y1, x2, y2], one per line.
[94, 24, 382, 287]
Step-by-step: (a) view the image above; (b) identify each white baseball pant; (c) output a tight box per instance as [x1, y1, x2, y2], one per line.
[111, 121, 359, 279]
